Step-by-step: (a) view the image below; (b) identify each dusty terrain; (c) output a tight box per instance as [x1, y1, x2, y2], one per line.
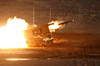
[0, 33, 100, 58]
[0, 33, 100, 66]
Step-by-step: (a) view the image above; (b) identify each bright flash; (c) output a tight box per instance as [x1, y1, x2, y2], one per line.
[48, 21, 62, 32]
[0, 17, 28, 48]
[5, 58, 30, 61]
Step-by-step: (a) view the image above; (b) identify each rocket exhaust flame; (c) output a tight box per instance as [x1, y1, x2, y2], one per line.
[0, 17, 28, 48]
[48, 20, 74, 32]
[48, 21, 63, 32]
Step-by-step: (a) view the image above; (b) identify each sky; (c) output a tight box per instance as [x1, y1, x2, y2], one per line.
[0, 0, 100, 34]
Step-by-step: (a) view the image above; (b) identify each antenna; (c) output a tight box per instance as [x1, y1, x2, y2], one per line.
[33, 8, 37, 27]
[33, 8, 35, 25]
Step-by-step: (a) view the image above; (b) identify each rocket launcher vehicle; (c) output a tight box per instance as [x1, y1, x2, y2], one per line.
[23, 20, 74, 46]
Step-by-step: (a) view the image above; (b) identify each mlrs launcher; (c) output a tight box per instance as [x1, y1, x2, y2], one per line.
[23, 20, 74, 47]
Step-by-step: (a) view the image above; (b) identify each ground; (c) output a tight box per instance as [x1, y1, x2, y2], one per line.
[0, 33, 100, 66]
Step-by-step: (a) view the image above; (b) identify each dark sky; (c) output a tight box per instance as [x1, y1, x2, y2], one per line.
[0, 0, 100, 34]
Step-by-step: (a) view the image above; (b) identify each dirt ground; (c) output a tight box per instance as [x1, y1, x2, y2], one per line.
[0, 33, 100, 58]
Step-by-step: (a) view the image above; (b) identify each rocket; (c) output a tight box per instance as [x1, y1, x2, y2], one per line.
[48, 19, 74, 26]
